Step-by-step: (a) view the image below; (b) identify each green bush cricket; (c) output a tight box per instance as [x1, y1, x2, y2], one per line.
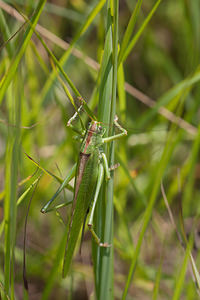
[40, 112, 127, 277]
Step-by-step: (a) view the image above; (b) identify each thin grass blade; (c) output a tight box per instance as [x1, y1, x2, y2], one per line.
[0, 0, 47, 104]
[119, 0, 162, 65]
[118, 0, 143, 65]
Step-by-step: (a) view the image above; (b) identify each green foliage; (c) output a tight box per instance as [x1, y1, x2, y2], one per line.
[0, 0, 200, 299]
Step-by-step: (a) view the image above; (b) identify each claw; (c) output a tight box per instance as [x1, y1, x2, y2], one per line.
[109, 163, 120, 171]
[114, 115, 118, 122]
[99, 242, 112, 248]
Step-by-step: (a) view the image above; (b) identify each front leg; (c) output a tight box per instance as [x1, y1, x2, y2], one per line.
[102, 115, 127, 144]
[67, 105, 85, 136]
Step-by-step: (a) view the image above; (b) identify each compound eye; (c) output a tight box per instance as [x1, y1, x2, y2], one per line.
[99, 126, 102, 131]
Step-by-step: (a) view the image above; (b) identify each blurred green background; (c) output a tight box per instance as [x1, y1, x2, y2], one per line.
[0, 0, 200, 299]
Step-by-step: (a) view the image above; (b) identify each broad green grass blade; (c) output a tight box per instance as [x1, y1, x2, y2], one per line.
[117, 62, 126, 122]
[95, 1, 119, 299]
[94, 1, 113, 298]
[4, 74, 21, 299]
[0, 0, 47, 104]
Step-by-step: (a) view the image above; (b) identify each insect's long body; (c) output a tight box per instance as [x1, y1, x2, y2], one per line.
[63, 121, 104, 276]
[40, 115, 126, 277]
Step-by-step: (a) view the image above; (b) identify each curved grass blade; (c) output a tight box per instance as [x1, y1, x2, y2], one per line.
[161, 179, 200, 295]
[118, 0, 143, 65]
[0, 1, 197, 136]
[39, 0, 107, 107]
[171, 239, 192, 300]
[0, 176, 41, 239]
[23, 176, 41, 291]
[41, 164, 76, 213]
[119, 0, 162, 65]
[17, 9, 97, 122]
[0, 0, 47, 104]
[24, 153, 74, 192]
